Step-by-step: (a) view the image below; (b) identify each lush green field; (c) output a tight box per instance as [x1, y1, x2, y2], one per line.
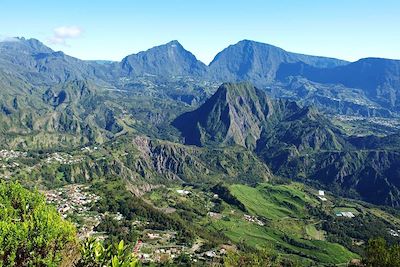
[230, 183, 318, 219]
[208, 183, 359, 265]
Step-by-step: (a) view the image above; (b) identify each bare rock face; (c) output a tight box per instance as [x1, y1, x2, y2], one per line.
[132, 135, 271, 183]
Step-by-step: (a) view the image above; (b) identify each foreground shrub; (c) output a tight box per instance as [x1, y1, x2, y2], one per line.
[77, 239, 139, 267]
[0, 181, 76, 266]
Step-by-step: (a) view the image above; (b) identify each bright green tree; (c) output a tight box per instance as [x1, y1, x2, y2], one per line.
[0, 181, 77, 266]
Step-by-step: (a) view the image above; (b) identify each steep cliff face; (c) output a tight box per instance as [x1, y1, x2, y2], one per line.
[32, 136, 272, 186]
[173, 82, 347, 152]
[132, 136, 272, 184]
[173, 82, 274, 148]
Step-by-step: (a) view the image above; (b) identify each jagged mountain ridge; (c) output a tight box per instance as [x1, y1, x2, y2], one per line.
[208, 40, 348, 84]
[173, 82, 346, 151]
[0, 37, 347, 83]
[173, 83, 400, 206]
[3, 37, 400, 116]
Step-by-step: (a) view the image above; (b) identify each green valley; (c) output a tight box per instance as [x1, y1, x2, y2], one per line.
[1, 22, 400, 266]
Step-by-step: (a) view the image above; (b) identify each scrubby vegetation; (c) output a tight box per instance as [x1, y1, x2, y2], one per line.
[364, 238, 400, 267]
[0, 181, 76, 266]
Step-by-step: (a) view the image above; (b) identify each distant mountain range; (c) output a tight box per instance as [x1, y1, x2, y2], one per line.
[277, 58, 400, 111]
[1, 37, 400, 116]
[1, 37, 400, 206]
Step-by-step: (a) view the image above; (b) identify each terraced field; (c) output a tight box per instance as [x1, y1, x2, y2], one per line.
[209, 183, 359, 265]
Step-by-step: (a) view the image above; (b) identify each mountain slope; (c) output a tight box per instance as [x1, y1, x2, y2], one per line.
[0, 38, 110, 85]
[173, 82, 346, 151]
[277, 58, 400, 112]
[120, 40, 208, 78]
[173, 82, 273, 148]
[209, 40, 348, 85]
[0, 78, 126, 149]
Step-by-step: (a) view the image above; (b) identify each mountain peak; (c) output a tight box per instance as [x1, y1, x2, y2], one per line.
[0, 37, 53, 54]
[120, 40, 207, 77]
[209, 40, 348, 85]
[166, 40, 182, 47]
[173, 82, 274, 148]
[216, 82, 262, 99]
[236, 39, 279, 49]
[173, 81, 346, 153]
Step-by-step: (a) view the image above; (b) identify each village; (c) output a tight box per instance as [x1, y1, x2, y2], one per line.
[0, 149, 26, 170]
[41, 183, 227, 263]
[128, 187, 234, 264]
[135, 228, 230, 264]
[42, 184, 102, 238]
[0, 149, 28, 160]
[45, 152, 83, 165]
[0, 149, 28, 179]
[16, 172, 400, 265]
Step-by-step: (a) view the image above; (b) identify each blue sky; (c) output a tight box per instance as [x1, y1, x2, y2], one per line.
[1, 0, 400, 63]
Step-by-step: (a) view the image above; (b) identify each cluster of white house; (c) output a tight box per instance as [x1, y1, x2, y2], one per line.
[335, 211, 355, 218]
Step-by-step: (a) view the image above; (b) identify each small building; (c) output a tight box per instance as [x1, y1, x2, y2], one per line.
[342, 212, 355, 218]
[388, 229, 399, 237]
[336, 211, 355, 218]
[147, 233, 160, 239]
[176, 189, 190, 195]
[318, 190, 325, 196]
[205, 251, 217, 258]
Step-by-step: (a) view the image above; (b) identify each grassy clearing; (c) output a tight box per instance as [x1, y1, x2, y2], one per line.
[210, 213, 357, 265]
[305, 224, 325, 240]
[215, 183, 359, 265]
[230, 183, 317, 220]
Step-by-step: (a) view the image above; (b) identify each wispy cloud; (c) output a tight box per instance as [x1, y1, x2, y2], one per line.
[48, 26, 83, 46]
[0, 36, 20, 43]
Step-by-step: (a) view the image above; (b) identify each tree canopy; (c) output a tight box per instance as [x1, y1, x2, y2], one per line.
[364, 238, 400, 267]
